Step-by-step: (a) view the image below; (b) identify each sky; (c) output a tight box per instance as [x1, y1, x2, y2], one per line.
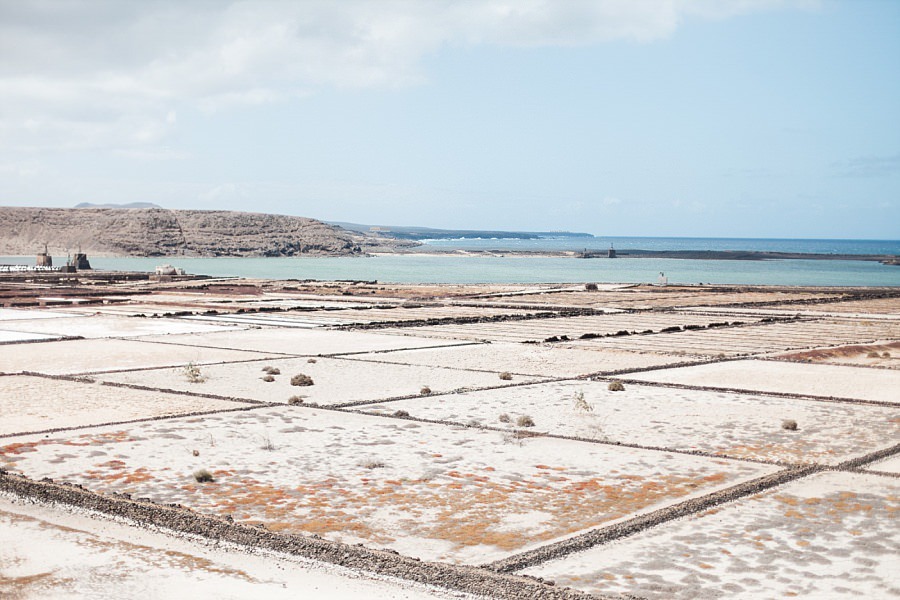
[1, 0, 898, 239]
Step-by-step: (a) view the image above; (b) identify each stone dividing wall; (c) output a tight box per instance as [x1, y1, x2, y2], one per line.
[0, 471, 597, 600]
[485, 441, 900, 573]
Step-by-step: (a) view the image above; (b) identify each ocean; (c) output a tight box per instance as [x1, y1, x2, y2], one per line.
[3, 237, 898, 287]
[420, 236, 900, 255]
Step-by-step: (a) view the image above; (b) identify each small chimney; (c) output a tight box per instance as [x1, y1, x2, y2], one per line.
[36, 243, 52, 267]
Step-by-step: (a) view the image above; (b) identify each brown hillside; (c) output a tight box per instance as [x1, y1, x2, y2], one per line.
[0, 207, 391, 257]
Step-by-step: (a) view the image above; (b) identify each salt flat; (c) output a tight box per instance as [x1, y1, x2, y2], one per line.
[146, 327, 474, 356]
[0, 407, 776, 565]
[377, 312, 762, 343]
[522, 471, 900, 599]
[357, 380, 900, 465]
[628, 359, 900, 403]
[0, 314, 242, 339]
[867, 454, 900, 474]
[96, 356, 537, 406]
[0, 330, 63, 344]
[345, 343, 683, 377]
[0, 307, 82, 321]
[0, 375, 247, 436]
[0, 494, 467, 600]
[571, 318, 900, 357]
[0, 338, 266, 375]
[1, 278, 897, 599]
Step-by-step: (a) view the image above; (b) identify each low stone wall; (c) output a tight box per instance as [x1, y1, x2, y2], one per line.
[0, 470, 596, 599]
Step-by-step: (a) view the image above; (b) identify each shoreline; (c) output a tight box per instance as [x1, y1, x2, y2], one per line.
[383, 249, 899, 263]
[5, 249, 898, 263]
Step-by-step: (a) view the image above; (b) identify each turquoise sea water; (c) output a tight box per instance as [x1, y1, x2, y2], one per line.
[422, 236, 900, 255]
[5, 253, 899, 287]
[3, 236, 898, 286]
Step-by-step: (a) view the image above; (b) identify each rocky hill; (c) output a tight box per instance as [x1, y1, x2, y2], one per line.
[0, 207, 403, 257]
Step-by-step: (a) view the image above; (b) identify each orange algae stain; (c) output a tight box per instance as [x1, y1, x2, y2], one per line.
[0, 441, 44, 455]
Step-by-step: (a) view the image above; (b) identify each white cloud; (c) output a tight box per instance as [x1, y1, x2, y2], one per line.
[0, 1, 816, 153]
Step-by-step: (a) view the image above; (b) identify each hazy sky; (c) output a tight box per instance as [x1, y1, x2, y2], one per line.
[1, 0, 898, 238]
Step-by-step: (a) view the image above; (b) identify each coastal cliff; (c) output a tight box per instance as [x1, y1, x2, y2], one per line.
[0, 207, 402, 257]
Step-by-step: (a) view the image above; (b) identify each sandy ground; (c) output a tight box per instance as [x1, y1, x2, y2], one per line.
[628, 359, 900, 403]
[144, 328, 473, 356]
[96, 356, 539, 406]
[523, 471, 900, 599]
[343, 343, 682, 378]
[776, 340, 899, 369]
[0, 493, 473, 600]
[0, 375, 248, 435]
[356, 380, 900, 465]
[0, 407, 776, 565]
[0, 338, 267, 375]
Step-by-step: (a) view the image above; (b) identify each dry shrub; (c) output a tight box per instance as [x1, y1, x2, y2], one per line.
[307, 358, 317, 364]
[498, 413, 511, 423]
[516, 415, 535, 428]
[393, 410, 410, 418]
[420, 386, 432, 395]
[288, 395, 305, 405]
[193, 469, 214, 483]
[291, 373, 314, 386]
[261, 374, 275, 382]
[883, 352, 891, 358]
[261, 365, 280, 374]
[608, 380, 625, 392]
[573, 391, 593, 412]
[585, 283, 599, 291]
[499, 371, 513, 381]
[782, 419, 799, 431]
[359, 460, 386, 469]
[867, 351, 881, 358]
[184, 362, 206, 383]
